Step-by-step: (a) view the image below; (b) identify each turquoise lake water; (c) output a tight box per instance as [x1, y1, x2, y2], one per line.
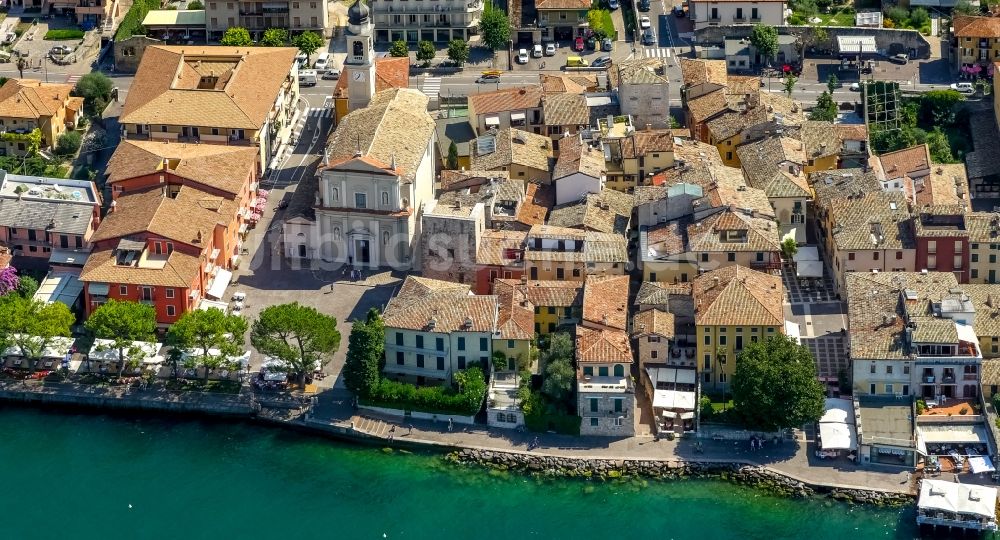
[0, 406, 919, 539]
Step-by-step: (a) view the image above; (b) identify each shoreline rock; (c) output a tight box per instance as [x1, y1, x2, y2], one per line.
[444, 449, 913, 507]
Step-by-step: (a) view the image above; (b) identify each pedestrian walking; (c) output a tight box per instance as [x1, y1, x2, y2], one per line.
[447, 418, 453, 432]
[407, 424, 413, 436]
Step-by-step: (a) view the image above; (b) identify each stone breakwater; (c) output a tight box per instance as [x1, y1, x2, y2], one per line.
[446, 449, 913, 506]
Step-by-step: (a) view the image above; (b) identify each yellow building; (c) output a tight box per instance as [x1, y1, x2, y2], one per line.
[493, 288, 536, 373]
[954, 16, 1000, 75]
[493, 278, 583, 336]
[120, 46, 300, 170]
[470, 127, 553, 183]
[693, 265, 784, 392]
[0, 79, 83, 155]
[967, 212, 1000, 284]
[602, 129, 675, 192]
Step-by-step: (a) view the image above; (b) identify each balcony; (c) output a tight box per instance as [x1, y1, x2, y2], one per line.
[732, 14, 745, 21]
[585, 408, 631, 418]
[708, 15, 720, 22]
[923, 375, 936, 383]
[750, 15, 761, 21]
[376, 2, 481, 14]
[942, 375, 956, 384]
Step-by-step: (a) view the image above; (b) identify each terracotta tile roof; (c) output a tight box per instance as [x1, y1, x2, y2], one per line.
[493, 278, 583, 307]
[471, 127, 552, 177]
[79, 244, 201, 287]
[686, 88, 727, 125]
[476, 229, 527, 266]
[800, 121, 842, 161]
[833, 123, 869, 142]
[121, 45, 297, 129]
[582, 274, 629, 329]
[576, 326, 633, 363]
[954, 14, 1000, 38]
[547, 188, 633, 234]
[542, 92, 590, 127]
[758, 92, 806, 126]
[635, 281, 694, 321]
[536, 0, 589, 8]
[966, 211, 1000, 242]
[693, 265, 783, 327]
[539, 73, 599, 94]
[846, 272, 963, 360]
[105, 139, 257, 196]
[679, 58, 727, 87]
[687, 207, 781, 253]
[619, 60, 669, 85]
[0, 79, 76, 119]
[513, 182, 552, 227]
[468, 86, 544, 117]
[808, 168, 881, 211]
[962, 284, 1000, 340]
[982, 359, 1000, 388]
[326, 88, 435, 184]
[726, 75, 762, 97]
[672, 137, 723, 166]
[828, 191, 915, 251]
[495, 288, 535, 340]
[382, 276, 498, 333]
[620, 129, 675, 159]
[333, 56, 410, 99]
[524, 226, 627, 264]
[92, 187, 231, 247]
[633, 308, 675, 338]
[915, 164, 970, 207]
[706, 106, 767, 142]
[878, 144, 931, 181]
[552, 135, 605, 180]
[702, 167, 774, 212]
[439, 170, 511, 192]
[737, 136, 810, 199]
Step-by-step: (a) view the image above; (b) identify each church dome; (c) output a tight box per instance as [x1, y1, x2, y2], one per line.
[348, 0, 369, 26]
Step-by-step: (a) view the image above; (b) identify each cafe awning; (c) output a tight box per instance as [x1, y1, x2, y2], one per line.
[207, 269, 232, 299]
[485, 116, 500, 126]
[88, 282, 110, 296]
[819, 422, 858, 450]
[510, 112, 526, 122]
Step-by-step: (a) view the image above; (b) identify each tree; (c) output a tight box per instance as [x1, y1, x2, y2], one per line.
[0, 266, 19, 296]
[808, 91, 838, 121]
[926, 127, 954, 163]
[416, 40, 435, 64]
[909, 7, 930, 28]
[293, 31, 324, 57]
[782, 74, 797, 97]
[749, 25, 778, 67]
[920, 90, 964, 126]
[55, 131, 82, 156]
[343, 308, 384, 397]
[780, 237, 798, 260]
[73, 72, 113, 117]
[954, 0, 979, 15]
[586, 9, 613, 39]
[16, 274, 38, 299]
[166, 308, 248, 381]
[260, 28, 288, 47]
[446, 141, 460, 170]
[187, 0, 204, 8]
[540, 333, 575, 407]
[388, 40, 409, 58]
[731, 334, 825, 432]
[16, 57, 26, 79]
[0, 297, 74, 374]
[220, 26, 253, 46]
[826, 73, 838, 94]
[447, 39, 470, 65]
[479, 2, 511, 51]
[85, 300, 158, 377]
[251, 302, 341, 387]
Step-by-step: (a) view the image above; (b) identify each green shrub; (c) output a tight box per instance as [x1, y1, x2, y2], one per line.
[188, 0, 204, 8]
[55, 131, 82, 156]
[365, 366, 487, 415]
[115, 0, 162, 41]
[524, 409, 581, 435]
[44, 29, 84, 40]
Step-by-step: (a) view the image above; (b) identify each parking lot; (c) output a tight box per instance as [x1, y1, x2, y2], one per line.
[9, 16, 100, 77]
[510, 39, 618, 71]
[803, 55, 953, 86]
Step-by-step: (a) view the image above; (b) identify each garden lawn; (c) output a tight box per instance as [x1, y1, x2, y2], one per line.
[44, 29, 84, 40]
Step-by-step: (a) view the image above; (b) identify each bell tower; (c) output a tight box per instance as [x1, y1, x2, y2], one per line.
[345, 0, 376, 111]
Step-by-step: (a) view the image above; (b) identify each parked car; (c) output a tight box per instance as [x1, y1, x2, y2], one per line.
[565, 56, 589, 68]
[299, 69, 318, 87]
[601, 38, 613, 52]
[586, 35, 597, 50]
[951, 82, 976, 94]
[476, 73, 501, 83]
[638, 0, 650, 10]
[295, 52, 308, 66]
[640, 15, 651, 29]
[673, 5, 685, 16]
[849, 82, 860, 91]
[49, 45, 72, 56]
[322, 68, 341, 80]
[573, 36, 585, 51]
[313, 53, 330, 71]
[532, 43, 543, 58]
[517, 48, 530, 63]
[2, 32, 15, 45]
[545, 42, 556, 56]
[889, 53, 908, 64]
[592, 56, 612, 68]
[642, 28, 656, 46]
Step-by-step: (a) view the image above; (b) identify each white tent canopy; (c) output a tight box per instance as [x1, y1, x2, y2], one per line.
[819, 398, 858, 451]
[792, 246, 823, 278]
[3, 335, 75, 360]
[820, 398, 854, 424]
[206, 269, 233, 300]
[88, 339, 164, 364]
[971, 456, 996, 474]
[181, 348, 250, 367]
[919, 479, 998, 519]
[652, 389, 696, 410]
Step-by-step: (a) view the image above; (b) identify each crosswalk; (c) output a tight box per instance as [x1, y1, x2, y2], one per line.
[304, 107, 333, 120]
[421, 76, 442, 100]
[65, 74, 81, 84]
[642, 47, 671, 59]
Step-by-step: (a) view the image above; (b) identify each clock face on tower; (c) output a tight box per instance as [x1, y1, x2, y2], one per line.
[353, 71, 366, 82]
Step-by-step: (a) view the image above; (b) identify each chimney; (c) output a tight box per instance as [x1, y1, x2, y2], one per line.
[645, 123, 652, 132]
[390, 153, 397, 171]
[712, 276, 720, 289]
[196, 230, 203, 243]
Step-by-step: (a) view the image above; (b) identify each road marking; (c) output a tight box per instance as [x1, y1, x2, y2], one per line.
[643, 47, 671, 58]
[65, 74, 81, 84]
[421, 76, 442, 99]
[305, 107, 333, 120]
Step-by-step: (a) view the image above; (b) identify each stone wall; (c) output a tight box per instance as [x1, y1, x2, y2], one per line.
[692, 25, 931, 60]
[446, 448, 914, 506]
[113, 35, 163, 74]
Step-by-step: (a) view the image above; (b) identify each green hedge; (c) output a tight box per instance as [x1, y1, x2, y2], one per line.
[365, 366, 487, 416]
[115, 0, 162, 41]
[524, 411, 581, 435]
[44, 29, 84, 40]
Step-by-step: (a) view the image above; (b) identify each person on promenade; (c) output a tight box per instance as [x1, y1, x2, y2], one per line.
[447, 418, 453, 432]
[407, 424, 413, 436]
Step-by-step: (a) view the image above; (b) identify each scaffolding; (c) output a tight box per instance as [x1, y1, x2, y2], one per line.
[863, 80, 902, 133]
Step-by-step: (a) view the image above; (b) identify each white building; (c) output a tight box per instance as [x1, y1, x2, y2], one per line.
[282, 88, 436, 270]
[552, 135, 606, 206]
[688, 0, 786, 30]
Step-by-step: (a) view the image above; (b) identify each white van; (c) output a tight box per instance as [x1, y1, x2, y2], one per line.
[299, 69, 318, 86]
[295, 52, 308, 66]
[314, 52, 330, 71]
